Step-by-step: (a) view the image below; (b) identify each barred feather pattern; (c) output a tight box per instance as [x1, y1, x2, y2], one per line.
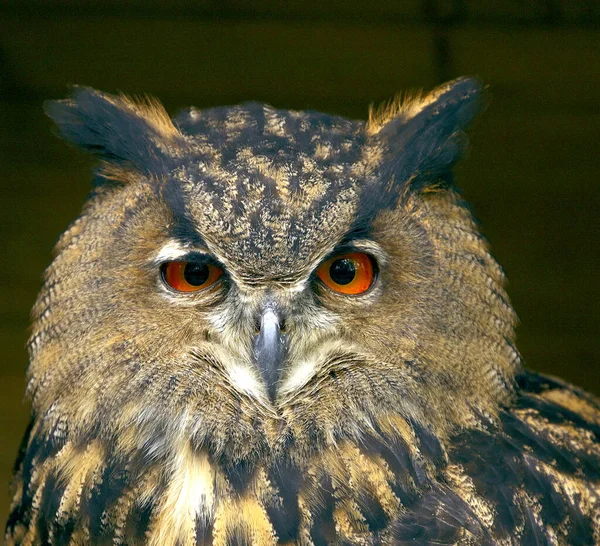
[6, 373, 600, 545]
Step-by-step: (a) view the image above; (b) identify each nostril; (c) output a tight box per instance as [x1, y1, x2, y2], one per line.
[253, 316, 261, 335]
[253, 305, 286, 336]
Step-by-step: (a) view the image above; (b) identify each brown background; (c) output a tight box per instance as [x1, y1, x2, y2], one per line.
[1, 0, 599, 528]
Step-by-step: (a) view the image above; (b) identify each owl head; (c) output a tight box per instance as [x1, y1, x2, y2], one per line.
[27, 78, 519, 493]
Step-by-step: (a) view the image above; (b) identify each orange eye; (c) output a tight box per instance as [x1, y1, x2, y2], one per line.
[316, 252, 376, 295]
[162, 260, 223, 292]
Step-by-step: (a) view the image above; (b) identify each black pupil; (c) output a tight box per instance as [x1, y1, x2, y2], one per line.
[329, 258, 356, 285]
[184, 262, 210, 286]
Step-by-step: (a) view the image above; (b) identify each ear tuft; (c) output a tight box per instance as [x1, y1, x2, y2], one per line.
[44, 87, 183, 176]
[367, 77, 482, 136]
[367, 77, 484, 194]
[366, 88, 430, 136]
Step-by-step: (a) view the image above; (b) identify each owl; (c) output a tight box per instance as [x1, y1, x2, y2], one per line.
[5, 78, 600, 546]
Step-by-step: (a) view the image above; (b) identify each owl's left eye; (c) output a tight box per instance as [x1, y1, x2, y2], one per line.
[161, 260, 223, 292]
[316, 252, 376, 295]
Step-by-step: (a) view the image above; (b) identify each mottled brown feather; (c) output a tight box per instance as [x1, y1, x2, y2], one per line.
[6, 79, 600, 545]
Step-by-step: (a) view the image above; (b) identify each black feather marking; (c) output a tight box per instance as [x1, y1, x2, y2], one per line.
[411, 419, 446, 470]
[36, 473, 59, 545]
[309, 474, 337, 546]
[11, 418, 34, 477]
[122, 495, 154, 544]
[519, 454, 569, 527]
[355, 487, 390, 533]
[83, 455, 131, 542]
[512, 379, 599, 545]
[265, 463, 301, 541]
[194, 515, 214, 546]
[221, 457, 256, 492]
[361, 429, 422, 504]
[452, 426, 525, 538]
[37, 471, 65, 539]
[54, 515, 76, 546]
[502, 412, 581, 475]
[526, 395, 600, 444]
[10, 422, 67, 534]
[516, 371, 567, 395]
[509, 393, 600, 480]
[5, 419, 34, 535]
[520, 503, 551, 546]
[450, 382, 600, 544]
[566, 503, 596, 546]
[390, 486, 490, 545]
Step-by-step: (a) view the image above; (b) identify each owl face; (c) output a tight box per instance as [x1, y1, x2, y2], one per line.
[29, 78, 518, 475]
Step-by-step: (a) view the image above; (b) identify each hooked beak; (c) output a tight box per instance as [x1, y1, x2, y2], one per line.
[252, 303, 287, 402]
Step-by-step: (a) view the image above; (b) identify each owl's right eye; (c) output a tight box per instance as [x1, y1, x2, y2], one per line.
[316, 252, 376, 295]
[161, 261, 223, 293]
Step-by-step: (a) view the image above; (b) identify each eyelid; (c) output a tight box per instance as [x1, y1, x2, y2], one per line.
[315, 240, 387, 271]
[167, 252, 214, 264]
[153, 241, 213, 265]
[342, 240, 388, 266]
[152, 250, 217, 269]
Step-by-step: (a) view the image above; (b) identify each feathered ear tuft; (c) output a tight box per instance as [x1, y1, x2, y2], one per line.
[367, 77, 484, 195]
[44, 87, 184, 177]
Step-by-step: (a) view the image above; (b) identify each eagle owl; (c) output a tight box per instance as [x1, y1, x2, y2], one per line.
[5, 78, 600, 545]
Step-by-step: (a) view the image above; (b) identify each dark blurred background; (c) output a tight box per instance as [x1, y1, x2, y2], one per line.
[1, 0, 599, 527]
